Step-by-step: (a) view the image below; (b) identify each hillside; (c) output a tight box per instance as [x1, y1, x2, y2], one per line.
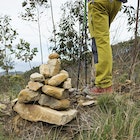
[0, 71, 23, 76]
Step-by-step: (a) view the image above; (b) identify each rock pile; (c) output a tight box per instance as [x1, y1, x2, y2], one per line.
[13, 53, 78, 125]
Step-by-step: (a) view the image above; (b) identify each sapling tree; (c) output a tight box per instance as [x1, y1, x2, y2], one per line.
[50, 0, 86, 61]
[21, 0, 48, 64]
[122, 3, 140, 81]
[0, 15, 18, 75]
[11, 39, 38, 69]
[0, 15, 38, 74]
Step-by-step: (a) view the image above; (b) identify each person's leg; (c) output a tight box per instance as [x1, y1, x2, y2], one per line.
[88, 0, 112, 88]
[109, 0, 122, 25]
[88, 0, 121, 90]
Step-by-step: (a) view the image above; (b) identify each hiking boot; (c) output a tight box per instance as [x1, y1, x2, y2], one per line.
[83, 86, 113, 99]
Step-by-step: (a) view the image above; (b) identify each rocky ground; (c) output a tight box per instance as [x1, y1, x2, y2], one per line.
[0, 90, 96, 140]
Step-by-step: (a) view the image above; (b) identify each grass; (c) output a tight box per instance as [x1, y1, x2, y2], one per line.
[0, 123, 7, 140]
[76, 94, 140, 140]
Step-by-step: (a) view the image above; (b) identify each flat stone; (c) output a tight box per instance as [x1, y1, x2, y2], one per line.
[39, 59, 61, 78]
[47, 59, 61, 76]
[60, 70, 69, 77]
[38, 94, 70, 110]
[39, 64, 50, 78]
[18, 89, 40, 103]
[30, 73, 45, 82]
[48, 53, 60, 59]
[78, 100, 98, 106]
[13, 102, 78, 125]
[48, 73, 68, 86]
[42, 85, 69, 99]
[28, 81, 43, 91]
[69, 88, 77, 93]
[63, 78, 72, 89]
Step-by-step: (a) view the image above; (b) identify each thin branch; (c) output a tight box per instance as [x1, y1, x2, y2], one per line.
[50, 0, 56, 48]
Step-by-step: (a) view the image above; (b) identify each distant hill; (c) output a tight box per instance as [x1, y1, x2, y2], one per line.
[0, 71, 24, 76]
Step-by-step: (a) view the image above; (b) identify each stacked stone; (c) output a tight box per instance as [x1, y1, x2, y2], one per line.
[13, 53, 77, 125]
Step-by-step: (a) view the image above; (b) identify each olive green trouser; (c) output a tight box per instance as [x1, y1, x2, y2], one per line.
[88, 0, 121, 88]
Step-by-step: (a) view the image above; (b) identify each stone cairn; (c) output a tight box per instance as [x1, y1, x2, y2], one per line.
[13, 53, 78, 126]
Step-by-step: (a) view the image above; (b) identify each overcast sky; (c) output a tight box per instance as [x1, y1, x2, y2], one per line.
[0, 0, 138, 72]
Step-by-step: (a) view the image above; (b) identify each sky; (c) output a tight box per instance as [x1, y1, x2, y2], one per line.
[0, 0, 138, 73]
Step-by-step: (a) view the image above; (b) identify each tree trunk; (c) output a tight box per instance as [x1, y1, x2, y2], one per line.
[129, 0, 140, 81]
